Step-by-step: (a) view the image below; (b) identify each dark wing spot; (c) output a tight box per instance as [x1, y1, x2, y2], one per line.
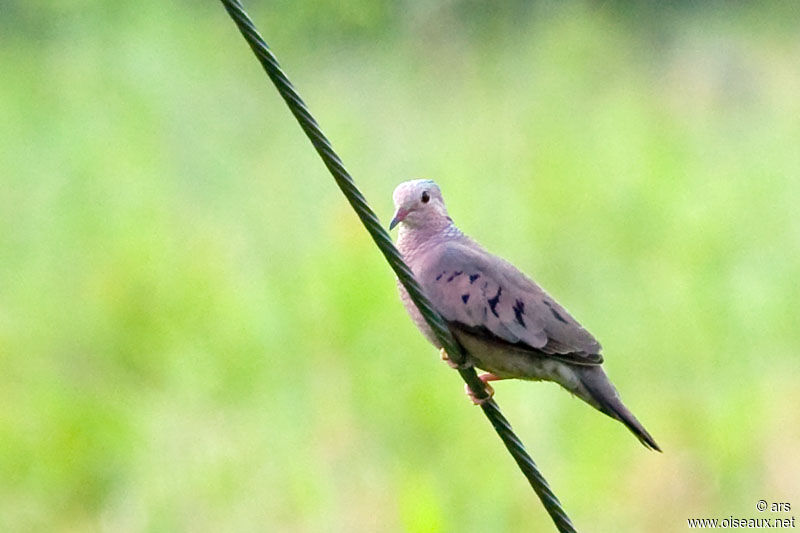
[435, 271, 445, 281]
[446, 271, 463, 282]
[469, 273, 480, 284]
[544, 300, 569, 324]
[513, 299, 526, 328]
[461, 294, 470, 304]
[488, 286, 502, 318]
[551, 309, 568, 324]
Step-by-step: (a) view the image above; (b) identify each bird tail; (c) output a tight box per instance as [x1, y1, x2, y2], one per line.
[574, 365, 661, 452]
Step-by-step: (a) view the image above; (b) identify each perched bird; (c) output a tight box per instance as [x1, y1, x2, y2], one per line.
[390, 179, 660, 451]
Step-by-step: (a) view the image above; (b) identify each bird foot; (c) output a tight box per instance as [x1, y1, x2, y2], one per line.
[465, 373, 502, 405]
[439, 348, 472, 370]
[439, 348, 462, 369]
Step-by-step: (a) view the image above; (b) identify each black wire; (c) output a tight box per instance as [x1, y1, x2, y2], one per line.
[218, 1, 577, 531]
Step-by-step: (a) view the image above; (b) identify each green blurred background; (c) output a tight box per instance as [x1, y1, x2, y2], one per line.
[2, 1, 799, 531]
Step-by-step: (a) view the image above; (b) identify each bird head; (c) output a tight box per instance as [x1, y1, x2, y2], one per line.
[389, 179, 450, 230]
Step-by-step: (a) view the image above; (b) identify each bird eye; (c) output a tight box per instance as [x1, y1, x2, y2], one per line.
[421, 191, 430, 203]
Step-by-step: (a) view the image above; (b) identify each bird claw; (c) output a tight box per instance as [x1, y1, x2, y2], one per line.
[465, 382, 494, 405]
[439, 349, 497, 403]
[465, 373, 500, 405]
[439, 348, 460, 369]
[439, 347, 471, 370]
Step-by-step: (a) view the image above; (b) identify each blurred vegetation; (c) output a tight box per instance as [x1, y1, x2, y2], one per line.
[1, 1, 799, 531]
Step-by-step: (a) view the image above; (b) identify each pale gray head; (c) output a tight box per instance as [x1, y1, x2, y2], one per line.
[389, 179, 451, 231]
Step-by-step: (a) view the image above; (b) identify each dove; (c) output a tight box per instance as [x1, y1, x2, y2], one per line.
[390, 179, 660, 451]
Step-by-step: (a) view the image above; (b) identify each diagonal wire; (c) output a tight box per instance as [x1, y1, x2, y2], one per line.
[218, 1, 577, 531]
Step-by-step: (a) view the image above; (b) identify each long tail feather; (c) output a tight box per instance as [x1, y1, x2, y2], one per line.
[574, 366, 661, 452]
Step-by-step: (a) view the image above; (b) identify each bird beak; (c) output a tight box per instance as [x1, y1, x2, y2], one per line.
[389, 207, 408, 230]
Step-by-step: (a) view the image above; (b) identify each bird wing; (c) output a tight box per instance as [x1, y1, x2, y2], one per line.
[417, 239, 603, 365]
